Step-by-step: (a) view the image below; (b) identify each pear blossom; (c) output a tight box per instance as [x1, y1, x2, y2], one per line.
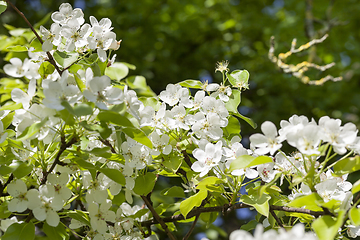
[250, 121, 283, 155]
[159, 84, 189, 106]
[51, 3, 85, 25]
[7, 179, 40, 213]
[83, 75, 124, 109]
[11, 78, 36, 110]
[191, 141, 223, 177]
[89, 200, 116, 234]
[60, 19, 91, 51]
[40, 23, 62, 52]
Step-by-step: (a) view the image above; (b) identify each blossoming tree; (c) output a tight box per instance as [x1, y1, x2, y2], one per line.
[0, 1, 360, 240]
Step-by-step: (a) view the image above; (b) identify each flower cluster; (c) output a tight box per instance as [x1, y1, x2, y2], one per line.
[1, 2, 360, 240]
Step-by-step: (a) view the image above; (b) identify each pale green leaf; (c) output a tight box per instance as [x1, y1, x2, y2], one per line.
[350, 206, 360, 225]
[240, 193, 271, 217]
[180, 189, 208, 218]
[53, 50, 79, 68]
[178, 79, 204, 89]
[312, 211, 345, 240]
[105, 62, 129, 80]
[229, 155, 272, 171]
[352, 179, 360, 194]
[6, 45, 28, 52]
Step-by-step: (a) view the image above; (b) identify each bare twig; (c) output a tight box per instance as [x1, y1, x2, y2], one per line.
[183, 214, 200, 240]
[270, 208, 284, 228]
[141, 195, 177, 240]
[41, 135, 78, 185]
[0, 173, 14, 197]
[269, 35, 342, 85]
[4, 0, 63, 75]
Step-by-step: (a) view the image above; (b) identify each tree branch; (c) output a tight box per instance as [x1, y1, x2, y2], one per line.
[4, 0, 63, 76]
[140, 203, 330, 227]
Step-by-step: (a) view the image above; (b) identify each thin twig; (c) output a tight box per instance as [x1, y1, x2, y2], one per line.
[41, 136, 78, 185]
[183, 214, 200, 240]
[0, 173, 14, 197]
[270, 208, 284, 228]
[4, 0, 63, 75]
[182, 150, 192, 168]
[141, 195, 177, 240]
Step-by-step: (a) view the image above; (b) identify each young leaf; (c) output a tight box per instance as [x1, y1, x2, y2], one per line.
[53, 50, 79, 68]
[312, 211, 345, 240]
[180, 189, 207, 218]
[178, 79, 204, 89]
[229, 155, 272, 171]
[240, 193, 271, 217]
[105, 62, 129, 81]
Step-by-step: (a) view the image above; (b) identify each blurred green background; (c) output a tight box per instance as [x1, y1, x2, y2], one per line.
[1, 0, 360, 239]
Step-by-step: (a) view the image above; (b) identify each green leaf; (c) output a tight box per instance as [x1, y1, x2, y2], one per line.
[97, 111, 134, 127]
[66, 210, 90, 226]
[333, 156, 360, 176]
[133, 172, 157, 195]
[43, 222, 69, 240]
[240, 219, 258, 231]
[161, 186, 186, 198]
[224, 116, 241, 137]
[352, 179, 360, 194]
[105, 62, 129, 80]
[0, 102, 22, 111]
[6, 45, 28, 52]
[180, 189, 207, 218]
[288, 193, 323, 211]
[178, 80, 204, 89]
[126, 76, 156, 97]
[73, 103, 93, 116]
[229, 155, 273, 171]
[53, 50, 79, 68]
[33, 12, 51, 29]
[39, 61, 55, 78]
[312, 210, 345, 240]
[98, 168, 126, 185]
[349, 206, 360, 225]
[2, 222, 35, 240]
[196, 176, 224, 192]
[0, 1, 7, 15]
[2, 111, 14, 129]
[12, 162, 33, 178]
[236, 112, 257, 129]
[225, 89, 241, 114]
[227, 69, 250, 89]
[17, 117, 48, 141]
[122, 127, 153, 148]
[240, 193, 271, 217]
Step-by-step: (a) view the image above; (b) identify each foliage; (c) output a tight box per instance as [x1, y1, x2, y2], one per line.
[0, 1, 360, 240]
